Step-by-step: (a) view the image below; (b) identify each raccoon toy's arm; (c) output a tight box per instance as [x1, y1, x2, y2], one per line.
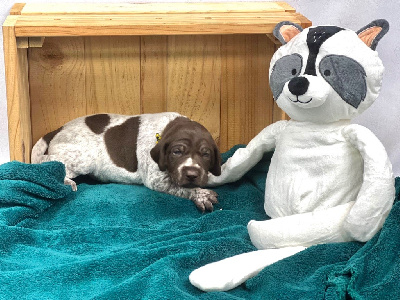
[342, 124, 395, 241]
[207, 120, 288, 186]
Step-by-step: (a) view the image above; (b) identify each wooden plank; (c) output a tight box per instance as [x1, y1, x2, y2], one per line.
[28, 36, 45, 47]
[140, 36, 168, 113]
[3, 15, 31, 162]
[17, 37, 46, 48]
[20, 2, 290, 15]
[4, 2, 310, 159]
[84, 36, 141, 116]
[275, 2, 296, 12]
[14, 13, 305, 37]
[28, 37, 86, 145]
[220, 34, 275, 152]
[272, 102, 290, 122]
[295, 12, 312, 28]
[16, 37, 28, 48]
[266, 33, 281, 45]
[166, 35, 221, 146]
[10, 3, 25, 15]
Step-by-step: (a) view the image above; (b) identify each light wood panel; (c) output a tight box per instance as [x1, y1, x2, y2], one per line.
[20, 2, 294, 15]
[14, 13, 309, 37]
[3, 2, 311, 161]
[3, 16, 31, 162]
[27, 34, 279, 152]
[140, 36, 168, 113]
[10, 3, 26, 15]
[29, 37, 86, 144]
[29, 36, 142, 144]
[84, 36, 141, 115]
[166, 35, 221, 145]
[220, 34, 276, 150]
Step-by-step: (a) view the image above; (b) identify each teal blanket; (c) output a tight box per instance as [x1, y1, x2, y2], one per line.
[0, 146, 399, 299]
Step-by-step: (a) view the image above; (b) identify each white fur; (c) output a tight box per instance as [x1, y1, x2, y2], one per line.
[190, 21, 395, 291]
[31, 112, 217, 207]
[177, 158, 203, 182]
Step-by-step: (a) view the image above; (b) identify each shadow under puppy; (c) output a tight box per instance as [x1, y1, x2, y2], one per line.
[31, 112, 221, 211]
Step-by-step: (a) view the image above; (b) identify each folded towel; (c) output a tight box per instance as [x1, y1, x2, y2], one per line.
[0, 161, 71, 227]
[0, 149, 398, 299]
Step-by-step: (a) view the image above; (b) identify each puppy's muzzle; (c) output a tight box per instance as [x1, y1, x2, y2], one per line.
[180, 166, 207, 188]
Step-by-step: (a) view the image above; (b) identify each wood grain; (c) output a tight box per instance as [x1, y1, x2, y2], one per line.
[166, 35, 221, 145]
[84, 36, 141, 115]
[220, 34, 275, 151]
[140, 36, 168, 113]
[29, 37, 86, 144]
[3, 2, 311, 160]
[14, 13, 308, 37]
[10, 3, 25, 15]
[3, 16, 31, 162]
[20, 2, 294, 15]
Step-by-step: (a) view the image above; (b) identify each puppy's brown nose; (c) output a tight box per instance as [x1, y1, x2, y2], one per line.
[185, 168, 200, 182]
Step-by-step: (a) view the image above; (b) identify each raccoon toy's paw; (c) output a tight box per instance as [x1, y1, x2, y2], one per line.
[64, 177, 77, 191]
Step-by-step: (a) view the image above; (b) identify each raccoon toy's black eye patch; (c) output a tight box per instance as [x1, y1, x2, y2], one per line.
[270, 54, 303, 100]
[319, 55, 367, 108]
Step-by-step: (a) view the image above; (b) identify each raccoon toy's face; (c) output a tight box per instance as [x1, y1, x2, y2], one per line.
[269, 20, 389, 123]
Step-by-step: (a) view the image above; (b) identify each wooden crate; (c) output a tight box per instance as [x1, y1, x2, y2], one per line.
[3, 2, 311, 162]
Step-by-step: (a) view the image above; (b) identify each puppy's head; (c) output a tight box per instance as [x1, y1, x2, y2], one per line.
[150, 117, 221, 188]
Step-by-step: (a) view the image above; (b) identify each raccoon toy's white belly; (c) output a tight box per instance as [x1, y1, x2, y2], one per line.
[265, 120, 363, 218]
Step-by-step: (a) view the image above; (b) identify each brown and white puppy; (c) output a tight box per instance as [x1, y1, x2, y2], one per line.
[31, 112, 221, 211]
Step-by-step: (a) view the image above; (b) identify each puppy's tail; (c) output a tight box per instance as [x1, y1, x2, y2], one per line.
[31, 126, 63, 164]
[31, 138, 48, 164]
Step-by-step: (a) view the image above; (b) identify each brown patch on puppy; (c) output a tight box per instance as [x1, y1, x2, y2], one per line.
[85, 114, 111, 134]
[150, 117, 221, 187]
[104, 117, 140, 173]
[43, 126, 63, 155]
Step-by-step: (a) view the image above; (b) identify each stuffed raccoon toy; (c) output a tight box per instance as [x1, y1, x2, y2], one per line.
[190, 19, 395, 291]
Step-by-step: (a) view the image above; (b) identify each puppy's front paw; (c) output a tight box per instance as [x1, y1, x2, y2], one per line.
[190, 188, 218, 212]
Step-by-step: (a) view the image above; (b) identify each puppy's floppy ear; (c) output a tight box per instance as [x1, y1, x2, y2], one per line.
[150, 140, 168, 171]
[209, 143, 222, 176]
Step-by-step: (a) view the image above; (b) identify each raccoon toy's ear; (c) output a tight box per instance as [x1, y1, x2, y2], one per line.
[273, 21, 303, 45]
[356, 19, 389, 50]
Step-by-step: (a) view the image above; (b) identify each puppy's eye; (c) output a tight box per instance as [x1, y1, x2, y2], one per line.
[201, 148, 211, 159]
[172, 149, 183, 156]
[291, 68, 297, 76]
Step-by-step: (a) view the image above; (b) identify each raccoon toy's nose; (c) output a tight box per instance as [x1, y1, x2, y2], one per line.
[288, 76, 309, 96]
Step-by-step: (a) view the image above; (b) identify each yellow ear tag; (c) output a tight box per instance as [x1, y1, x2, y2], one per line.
[156, 133, 162, 143]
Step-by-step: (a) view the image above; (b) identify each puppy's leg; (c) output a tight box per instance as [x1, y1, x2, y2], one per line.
[63, 168, 79, 191]
[33, 153, 79, 192]
[190, 188, 218, 212]
[144, 171, 218, 212]
[64, 177, 77, 191]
